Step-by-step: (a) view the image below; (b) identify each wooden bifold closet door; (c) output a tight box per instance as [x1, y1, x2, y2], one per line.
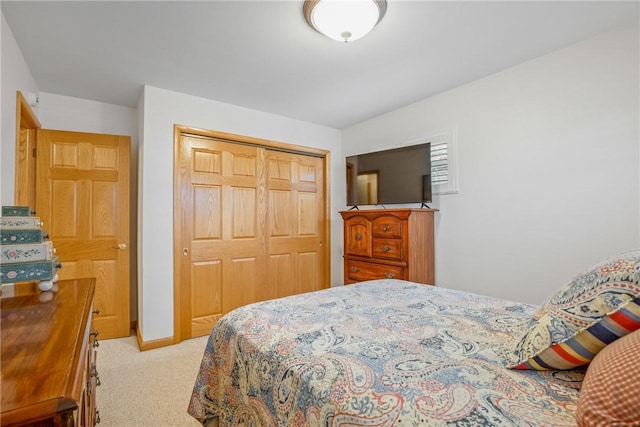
[175, 130, 329, 341]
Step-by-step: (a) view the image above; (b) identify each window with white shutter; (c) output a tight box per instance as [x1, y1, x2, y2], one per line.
[429, 128, 458, 195]
[430, 141, 448, 185]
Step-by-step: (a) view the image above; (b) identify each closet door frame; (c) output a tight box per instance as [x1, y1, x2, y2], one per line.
[172, 125, 331, 343]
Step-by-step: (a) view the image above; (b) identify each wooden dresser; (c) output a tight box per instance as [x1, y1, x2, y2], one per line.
[1, 278, 100, 426]
[341, 209, 436, 285]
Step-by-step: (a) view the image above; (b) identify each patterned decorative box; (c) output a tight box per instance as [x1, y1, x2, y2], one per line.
[1, 241, 56, 263]
[1, 229, 49, 245]
[0, 256, 61, 284]
[0, 217, 43, 230]
[1, 206, 35, 216]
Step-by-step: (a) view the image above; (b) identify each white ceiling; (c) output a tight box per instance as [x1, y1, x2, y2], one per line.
[2, 1, 638, 129]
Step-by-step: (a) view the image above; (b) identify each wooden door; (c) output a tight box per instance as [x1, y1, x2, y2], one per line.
[265, 150, 325, 300]
[176, 136, 265, 339]
[36, 130, 131, 339]
[14, 91, 41, 207]
[176, 131, 329, 341]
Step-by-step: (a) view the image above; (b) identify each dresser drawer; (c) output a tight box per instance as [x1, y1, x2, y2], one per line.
[0, 216, 43, 230]
[344, 218, 371, 257]
[1, 229, 49, 244]
[345, 260, 404, 283]
[1, 206, 35, 216]
[1, 241, 56, 263]
[0, 256, 61, 283]
[371, 216, 402, 238]
[372, 238, 402, 260]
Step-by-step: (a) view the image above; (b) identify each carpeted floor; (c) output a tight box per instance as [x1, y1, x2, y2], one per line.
[96, 333, 209, 426]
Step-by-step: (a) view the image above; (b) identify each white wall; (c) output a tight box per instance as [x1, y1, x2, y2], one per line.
[1, 12, 39, 205]
[38, 92, 137, 136]
[343, 26, 640, 305]
[139, 86, 342, 341]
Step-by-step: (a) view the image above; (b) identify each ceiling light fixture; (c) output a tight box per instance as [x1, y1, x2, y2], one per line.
[303, 0, 387, 43]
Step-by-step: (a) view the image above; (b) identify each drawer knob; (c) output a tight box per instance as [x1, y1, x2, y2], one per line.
[350, 266, 360, 273]
[355, 233, 362, 241]
[380, 245, 391, 252]
[384, 273, 396, 279]
[381, 225, 391, 232]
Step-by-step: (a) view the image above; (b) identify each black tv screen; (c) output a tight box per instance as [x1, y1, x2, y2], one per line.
[346, 143, 431, 206]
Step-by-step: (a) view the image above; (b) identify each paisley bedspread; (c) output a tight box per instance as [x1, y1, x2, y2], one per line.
[188, 279, 584, 426]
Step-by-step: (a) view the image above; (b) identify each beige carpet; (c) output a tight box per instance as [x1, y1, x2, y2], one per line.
[96, 333, 209, 426]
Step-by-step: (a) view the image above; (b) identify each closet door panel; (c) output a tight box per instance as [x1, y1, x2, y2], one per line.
[223, 256, 260, 313]
[231, 187, 257, 238]
[180, 136, 265, 339]
[267, 253, 294, 300]
[177, 131, 328, 341]
[269, 190, 292, 237]
[266, 151, 325, 295]
[193, 186, 222, 239]
[191, 260, 223, 337]
[298, 192, 319, 236]
[298, 252, 320, 293]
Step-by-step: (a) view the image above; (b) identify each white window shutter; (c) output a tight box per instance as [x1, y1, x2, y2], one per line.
[430, 142, 448, 185]
[429, 128, 458, 195]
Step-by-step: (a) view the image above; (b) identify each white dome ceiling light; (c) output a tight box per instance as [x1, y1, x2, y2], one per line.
[303, 0, 387, 43]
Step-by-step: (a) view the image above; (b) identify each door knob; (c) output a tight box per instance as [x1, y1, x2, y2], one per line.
[113, 243, 127, 250]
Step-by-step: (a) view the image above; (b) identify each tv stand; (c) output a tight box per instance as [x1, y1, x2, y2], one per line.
[420, 202, 431, 209]
[348, 205, 359, 211]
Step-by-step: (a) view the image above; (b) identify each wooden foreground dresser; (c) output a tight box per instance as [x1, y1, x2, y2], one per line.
[341, 208, 437, 285]
[1, 278, 100, 426]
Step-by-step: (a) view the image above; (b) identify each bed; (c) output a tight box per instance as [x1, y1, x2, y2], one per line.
[188, 280, 583, 426]
[188, 250, 640, 426]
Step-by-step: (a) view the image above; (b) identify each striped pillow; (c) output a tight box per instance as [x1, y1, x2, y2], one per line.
[508, 249, 640, 370]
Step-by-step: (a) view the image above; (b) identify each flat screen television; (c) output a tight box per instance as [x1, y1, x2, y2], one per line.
[346, 143, 431, 207]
